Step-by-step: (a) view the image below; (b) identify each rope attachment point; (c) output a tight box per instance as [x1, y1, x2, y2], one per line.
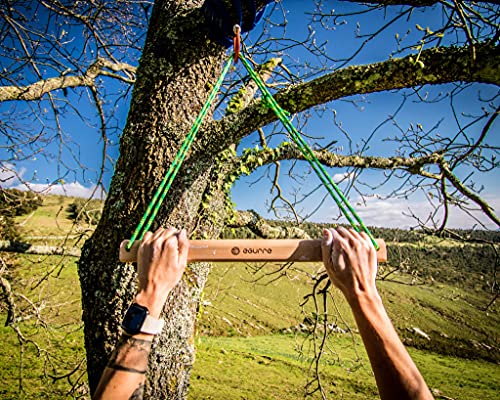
[233, 24, 241, 63]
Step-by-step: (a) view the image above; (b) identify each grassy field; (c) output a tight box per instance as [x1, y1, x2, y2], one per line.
[190, 335, 500, 399]
[0, 195, 499, 399]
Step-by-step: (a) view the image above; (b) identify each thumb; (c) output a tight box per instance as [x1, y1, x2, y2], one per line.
[177, 229, 189, 266]
[321, 229, 333, 265]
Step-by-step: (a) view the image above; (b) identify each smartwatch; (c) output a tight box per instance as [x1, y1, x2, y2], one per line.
[121, 303, 165, 335]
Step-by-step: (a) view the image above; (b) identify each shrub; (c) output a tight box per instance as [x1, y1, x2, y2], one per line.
[66, 199, 103, 225]
[0, 188, 43, 240]
[0, 188, 43, 217]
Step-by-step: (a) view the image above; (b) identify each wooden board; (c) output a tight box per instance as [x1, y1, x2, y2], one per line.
[119, 238, 387, 263]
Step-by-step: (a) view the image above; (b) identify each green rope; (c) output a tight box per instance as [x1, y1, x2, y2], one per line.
[127, 53, 378, 252]
[126, 57, 233, 250]
[239, 54, 379, 250]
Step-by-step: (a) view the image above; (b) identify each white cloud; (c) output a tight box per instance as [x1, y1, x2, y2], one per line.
[11, 181, 106, 199]
[332, 172, 354, 182]
[2, 163, 106, 199]
[0, 163, 26, 186]
[348, 195, 500, 229]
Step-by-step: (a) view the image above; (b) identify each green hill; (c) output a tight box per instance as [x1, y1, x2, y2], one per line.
[0, 195, 498, 399]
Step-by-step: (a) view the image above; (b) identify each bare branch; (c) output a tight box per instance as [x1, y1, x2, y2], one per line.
[438, 160, 500, 226]
[0, 58, 136, 102]
[343, 0, 500, 6]
[214, 43, 500, 144]
[0, 240, 80, 257]
[229, 209, 310, 239]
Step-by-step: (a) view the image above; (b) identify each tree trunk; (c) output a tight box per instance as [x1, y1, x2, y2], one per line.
[78, 1, 229, 397]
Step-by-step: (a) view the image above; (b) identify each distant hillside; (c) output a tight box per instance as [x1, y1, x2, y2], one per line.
[222, 220, 500, 243]
[2, 194, 499, 399]
[221, 220, 499, 292]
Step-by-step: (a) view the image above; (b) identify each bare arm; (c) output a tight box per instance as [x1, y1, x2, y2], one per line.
[321, 227, 433, 400]
[93, 227, 188, 400]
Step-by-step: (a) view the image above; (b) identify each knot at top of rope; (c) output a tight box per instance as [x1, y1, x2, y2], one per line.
[202, 0, 275, 48]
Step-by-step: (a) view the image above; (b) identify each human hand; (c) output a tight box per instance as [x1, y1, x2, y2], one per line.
[321, 227, 379, 305]
[134, 227, 189, 318]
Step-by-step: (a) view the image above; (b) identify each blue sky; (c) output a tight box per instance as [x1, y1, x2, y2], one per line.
[1, 1, 498, 229]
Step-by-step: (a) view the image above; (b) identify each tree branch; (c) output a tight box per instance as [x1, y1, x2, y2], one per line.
[0, 241, 80, 257]
[438, 160, 500, 226]
[231, 143, 443, 179]
[0, 257, 16, 326]
[344, 0, 500, 6]
[226, 58, 282, 115]
[0, 58, 136, 102]
[211, 43, 500, 146]
[229, 209, 310, 239]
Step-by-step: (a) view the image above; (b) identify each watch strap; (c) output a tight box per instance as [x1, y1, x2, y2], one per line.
[141, 315, 165, 335]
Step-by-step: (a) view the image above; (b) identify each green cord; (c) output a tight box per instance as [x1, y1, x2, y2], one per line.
[127, 53, 378, 252]
[239, 55, 379, 250]
[126, 57, 233, 250]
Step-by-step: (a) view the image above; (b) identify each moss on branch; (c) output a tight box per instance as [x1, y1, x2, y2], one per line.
[210, 43, 500, 148]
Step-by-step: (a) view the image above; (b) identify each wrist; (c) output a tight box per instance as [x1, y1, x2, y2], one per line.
[134, 290, 169, 318]
[121, 302, 165, 336]
[346, 289, 384, 318]
[121, 331, 155, 342]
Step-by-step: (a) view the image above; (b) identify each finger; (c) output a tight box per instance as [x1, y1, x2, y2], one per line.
[142, 231, 153, 243]
[321, 229, 333, 265]
[333, 227, 349, 250]
[359, 232, 378, 269]
[359, 231, 375, 248]
[155, 227, 176, 246]
[331, 227, 346, 261]
[162, 227, 178, 237]
[348, 227, 364, 241]
[164, 233, 179, 266]
[138, 231, 153, 260]
[336, 226, 358, 243]
[152, 226, 166, 240]
[177, 229, 189, 267]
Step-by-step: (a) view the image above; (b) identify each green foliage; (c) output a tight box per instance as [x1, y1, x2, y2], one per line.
[66, 198, 103, 225]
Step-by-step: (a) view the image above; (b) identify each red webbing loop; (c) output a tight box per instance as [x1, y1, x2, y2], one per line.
[233, 24, 241, 63]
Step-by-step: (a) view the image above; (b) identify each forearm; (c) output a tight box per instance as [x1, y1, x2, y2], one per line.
[93, 334, 153, 400]
[349, 294, 433, 400]
[94, 228, 188, 399]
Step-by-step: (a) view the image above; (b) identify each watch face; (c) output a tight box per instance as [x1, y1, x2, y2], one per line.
[121, 303, 148, 335]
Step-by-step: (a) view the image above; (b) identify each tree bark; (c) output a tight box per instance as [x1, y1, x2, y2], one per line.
[77, 1, 229, 397]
